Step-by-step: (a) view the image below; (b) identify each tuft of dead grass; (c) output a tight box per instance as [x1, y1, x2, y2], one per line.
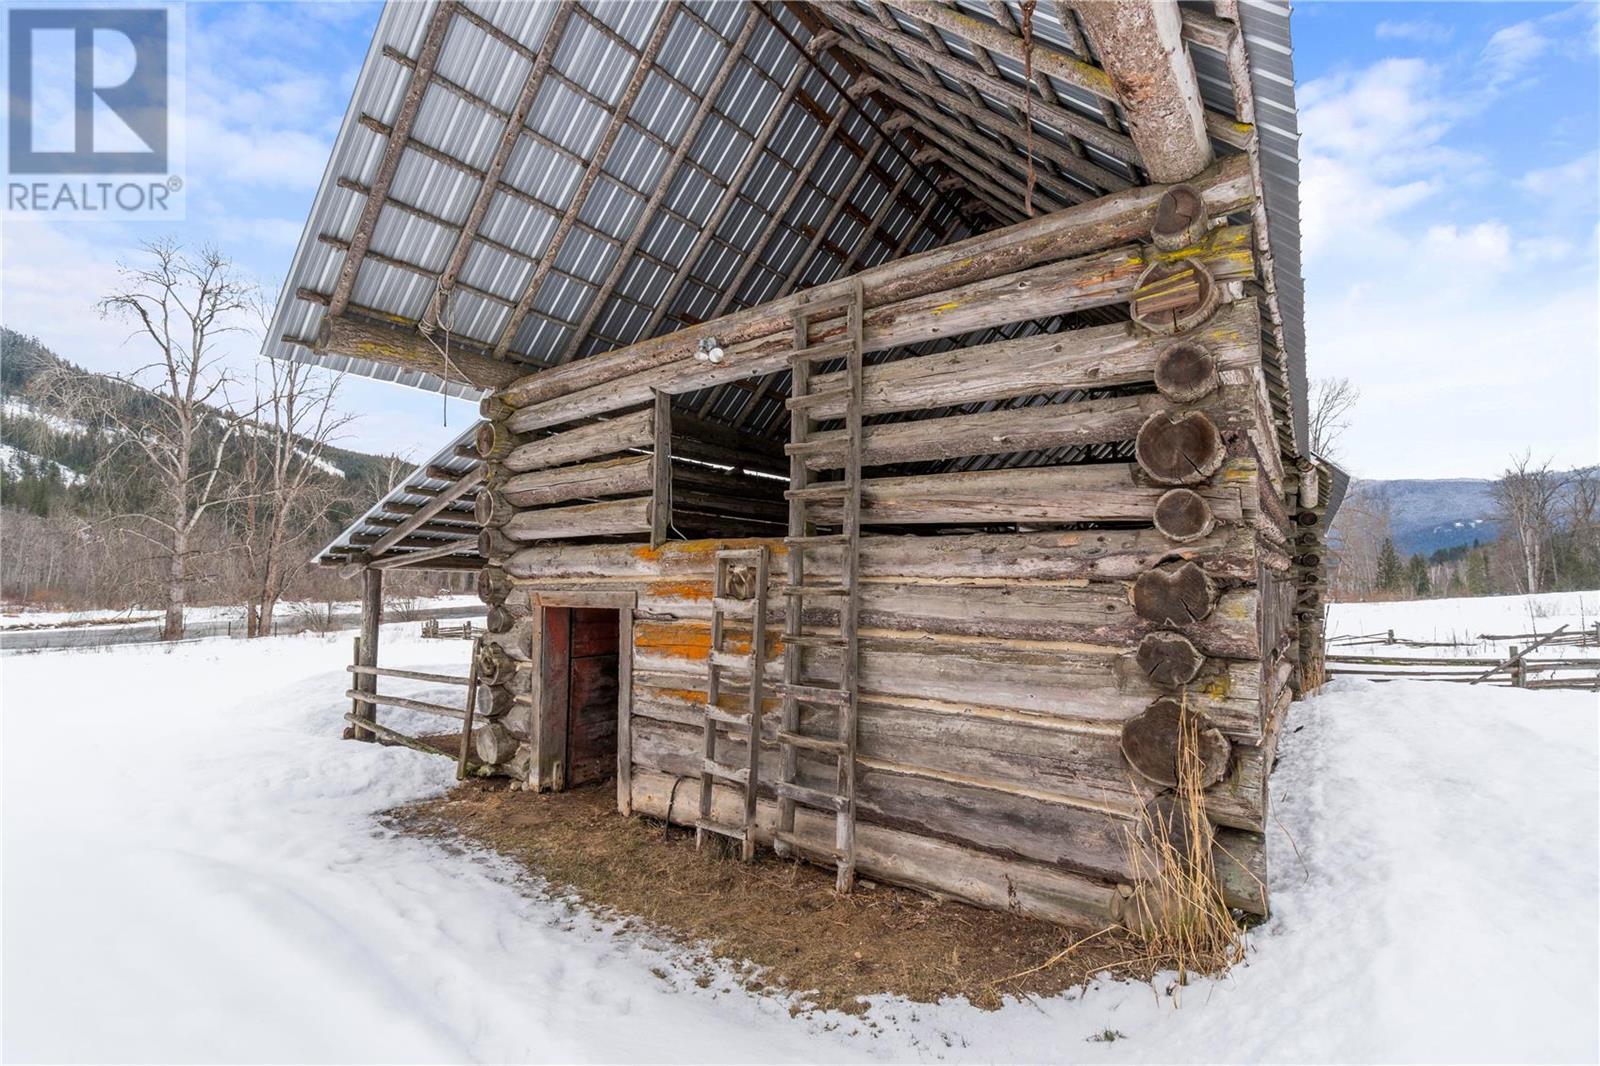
[1122, 693, 1248, 987]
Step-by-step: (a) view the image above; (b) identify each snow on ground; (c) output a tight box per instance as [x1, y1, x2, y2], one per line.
[1328, 590, 1600, 658]
[4, 597, 1597, 1063]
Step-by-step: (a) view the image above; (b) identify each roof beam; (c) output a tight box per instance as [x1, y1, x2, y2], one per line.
[313, 312, 522, 391]
[491, 3, 681, 361]
[1072, 0, 1213, 182]
[328, 1, 456, 318]
[424, 2, 576, 331]
[879, 1, 1114, 99]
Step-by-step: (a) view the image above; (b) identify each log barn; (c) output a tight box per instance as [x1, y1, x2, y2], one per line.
[277, 0, 1346, 927]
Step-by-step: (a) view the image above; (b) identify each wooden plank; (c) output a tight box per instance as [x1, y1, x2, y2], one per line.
[651, 390, 671, 548]
[502, 496, 653, 543]
[347, 689, 465, 720]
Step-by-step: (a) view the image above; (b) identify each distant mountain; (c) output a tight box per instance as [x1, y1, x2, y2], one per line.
[1347, 478, 1501, 557]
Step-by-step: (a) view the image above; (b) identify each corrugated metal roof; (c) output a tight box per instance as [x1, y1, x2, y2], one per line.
[276, 0, 1314, 515]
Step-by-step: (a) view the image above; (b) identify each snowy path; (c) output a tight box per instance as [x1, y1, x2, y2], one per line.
[3, 619, 1597, 1063]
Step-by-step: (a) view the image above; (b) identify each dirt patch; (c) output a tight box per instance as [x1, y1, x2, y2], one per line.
[386, 774, 1155, 1013]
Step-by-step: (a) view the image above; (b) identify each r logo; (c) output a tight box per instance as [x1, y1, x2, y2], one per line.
[8, 8, 169, 174]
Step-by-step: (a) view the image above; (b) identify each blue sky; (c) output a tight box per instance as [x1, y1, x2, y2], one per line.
[2, 0, 1596, 478]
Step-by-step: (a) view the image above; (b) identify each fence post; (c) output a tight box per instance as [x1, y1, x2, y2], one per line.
[1509, 645, 1525, 688]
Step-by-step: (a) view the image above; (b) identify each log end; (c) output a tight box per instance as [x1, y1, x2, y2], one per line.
[1153, 341, 1219, 403]
[1153, 487, 1216, 542]
[1131, 561, 1217, 626]
[1135, 411, 1225, 486]
[1136, 631, 1207, 688]
[1120, 698, 1231, 789]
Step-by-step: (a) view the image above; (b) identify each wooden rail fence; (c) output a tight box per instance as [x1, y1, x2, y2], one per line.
[1324, 624, 1600, 688]
[345, 634, 490, 774]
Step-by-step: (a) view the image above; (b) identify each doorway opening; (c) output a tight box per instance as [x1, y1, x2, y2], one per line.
[541, 606, 621, 790]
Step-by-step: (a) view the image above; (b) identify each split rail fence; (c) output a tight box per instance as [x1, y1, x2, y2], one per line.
[1326, 625, 1600, 691]
[345, 634, 488, 775]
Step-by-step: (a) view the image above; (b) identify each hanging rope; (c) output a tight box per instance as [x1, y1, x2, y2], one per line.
[1020, 0, 1039, 216]
[418, 283, 461, 427]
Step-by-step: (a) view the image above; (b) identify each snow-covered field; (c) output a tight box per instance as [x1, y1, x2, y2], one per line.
[1328, 590, 1600, 658]
[3, 598, 1597, 1063]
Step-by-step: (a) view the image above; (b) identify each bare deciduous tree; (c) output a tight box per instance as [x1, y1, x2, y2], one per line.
[1307, 376, 1359, 459]
[236, 358, 355, 636]
[47, 240, 258, 639]
[1492, 452, 1566, 595]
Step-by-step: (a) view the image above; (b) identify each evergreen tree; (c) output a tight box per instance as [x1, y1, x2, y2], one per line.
[1466, 550, 1493, 596]
[1407, 554, 1431, 597]
[1377, 538, 1403, 591]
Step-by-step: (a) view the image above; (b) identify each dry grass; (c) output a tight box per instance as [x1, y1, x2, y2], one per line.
[1121, 693, 1248, 986]
[384, 761, 1158, 1014]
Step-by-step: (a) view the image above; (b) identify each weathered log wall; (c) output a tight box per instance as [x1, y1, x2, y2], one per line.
[458, 162, 1315, 926]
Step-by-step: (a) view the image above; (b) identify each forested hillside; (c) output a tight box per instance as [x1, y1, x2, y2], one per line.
[0, 327, 413, 617]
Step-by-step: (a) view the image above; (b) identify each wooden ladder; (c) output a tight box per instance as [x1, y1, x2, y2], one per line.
[775, 280, 864, 893]
[695, 545, 770, 861]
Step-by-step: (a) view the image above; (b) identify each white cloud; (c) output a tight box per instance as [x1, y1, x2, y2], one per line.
[1375, 20, 1454, 46]
[1298, 36, 1599, 478]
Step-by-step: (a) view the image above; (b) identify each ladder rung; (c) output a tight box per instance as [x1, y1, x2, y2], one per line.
[782, 633, 847, 650]
[784, 534, 851, 548]
[702, 760, 750, 784]
[704, 707, 751, 728]
[774, 830, 850, 862]
[777, 729, 846, 754]
[775, 583, 849, 598]
[711, 596, 755, 617]
[774, 780, 850, 812]
[715, 548, 767, 562]
[788, 338, 854, 363]
[695, 819, 747, 841]
[786, 387, 850, 412]
[783, 438, 833, 457]
[796, 292, 857, 319]
[785, 483, 851, 501]
[777, 682, 852, 706]
[708, 649, 759, 671]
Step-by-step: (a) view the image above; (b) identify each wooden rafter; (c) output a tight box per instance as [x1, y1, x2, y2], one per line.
[328, 1, 456, 319]
[423, 1, 577, 331]
[820, 2, 1135, 166]
[639, 53, 812, 340]
[555, 5, 763, 365]
[367, 466, 485, 559]
[491, 2, 681, 361]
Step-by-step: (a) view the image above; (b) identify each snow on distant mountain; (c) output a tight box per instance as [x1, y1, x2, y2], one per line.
[1337, 477, 1501, 557]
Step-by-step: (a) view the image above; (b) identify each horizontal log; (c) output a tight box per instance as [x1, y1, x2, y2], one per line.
[503, 526, 1260, 586]
[631, 625, 1264, 737]
[630, 768, 1119, 926]
[500, 453, 654, 508]
[1212, 827, 1268, 916]
[501, 496, 652, 542]
[496, 154, 1252, 412]
[509, 228, 1253, 431]
[808, 461, 1249, 528]
[801, 299, 1259, 422]
[316, 310, 523, 390]
[632, 717, 1143, 882]
[503, 408, 654, 472]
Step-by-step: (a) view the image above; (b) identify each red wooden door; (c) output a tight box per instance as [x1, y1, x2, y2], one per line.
[564, 608, 619, 787]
